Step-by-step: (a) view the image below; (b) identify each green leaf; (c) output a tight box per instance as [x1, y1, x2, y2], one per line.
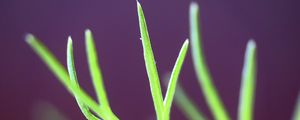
[137, 2, 190, 119]
[137, 1, 164, 119]
[164, 39, 189, 114]
[25, 34, 104, 119]
[189, 2, 230, 120]
[85, 29, 118, 119]
[293, 93, 300, 120]
[25, 34, 71, 93]
[67, 37, 99, 120]
[238, 40, 257, 120]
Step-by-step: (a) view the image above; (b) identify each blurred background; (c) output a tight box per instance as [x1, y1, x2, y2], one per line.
[0, 0, 299, 119]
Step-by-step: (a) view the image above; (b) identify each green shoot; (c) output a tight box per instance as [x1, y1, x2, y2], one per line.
[25, 34, 72, 93]
[137, 1, 189, 120]
[293, 93, 300, 120]
[189, 2, 230, 120]
[67, 37, 99, 120]
[164, 40, 189, 114]
[137, 1, 164, 119]
[238, 40, 257, 120]
[25, 2, 300, 120]
[85, 29, 116, 118]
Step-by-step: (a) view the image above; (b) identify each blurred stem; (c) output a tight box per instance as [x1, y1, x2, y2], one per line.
[238, 40, 257, 120]
[189, 2, 230, 120]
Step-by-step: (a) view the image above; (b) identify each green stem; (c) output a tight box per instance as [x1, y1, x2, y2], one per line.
[85, 29, 118, 120]
[189, 2, 230, 120]
[238, 40, 257, 120]
[137, 1, 165, 119]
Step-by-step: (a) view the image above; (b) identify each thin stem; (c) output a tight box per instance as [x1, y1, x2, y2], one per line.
[85, 29, 118, 120]
[189, 2, 230, 120]
[67, 37, 99, 120]
[238, 40, 257, 120]
[164, 39, 189, 114]
[137, 1, 165, 120]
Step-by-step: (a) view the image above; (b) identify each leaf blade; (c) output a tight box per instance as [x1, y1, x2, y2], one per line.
[66, 37, 99, 120]
[137, 1, 164, 119]
[164, 39, 189, 113]
[85, 29, 119, 120]
[189, 2, 230, 120]
[25, 34, 71, 92]
[238, 40, 257, 120]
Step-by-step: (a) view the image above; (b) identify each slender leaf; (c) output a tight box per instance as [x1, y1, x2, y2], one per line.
[85, 29, 118, 120]
[164, 39, 189, 114]
[238, 40, 257, 120]
[189, 2, 230, 120]
[85, 29, 108, 107]
[25, 34, 71, 93]
[137, 1, 164, 119]
[66, 37, 99, 120]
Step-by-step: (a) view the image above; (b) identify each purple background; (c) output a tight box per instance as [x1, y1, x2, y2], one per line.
[1, 0, 300, 119]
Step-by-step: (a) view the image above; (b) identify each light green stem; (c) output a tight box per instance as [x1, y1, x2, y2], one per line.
[85, 29, 118, 119]
[137, 2, 165, 119]
[238, 40, 257, 120]
[189, 2, 230, 120]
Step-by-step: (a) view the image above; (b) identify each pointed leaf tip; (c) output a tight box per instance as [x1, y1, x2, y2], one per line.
[85, 29, 91, 36]
[184, 39, 189, 45]
[67, 36, 73, 49]
[25, 33, 35, 44]
[247, 39, 256, 50]
[190, 2, 199, 11]
[136, 0, 141, 7]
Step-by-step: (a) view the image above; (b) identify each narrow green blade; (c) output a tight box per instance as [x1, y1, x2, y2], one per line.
[164, 39, 189, 113]
[189, 2, 230, 120]
[85, 29, 108, 107]
[292, 93, 300, 120]
[25, 34, 104, 119]
[66, 37, 99, 120]
[238, 40, 257, 120]
[25, 34, 71, 93]
[85, 29, 118, 120]
[137, 1, 164, 119]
